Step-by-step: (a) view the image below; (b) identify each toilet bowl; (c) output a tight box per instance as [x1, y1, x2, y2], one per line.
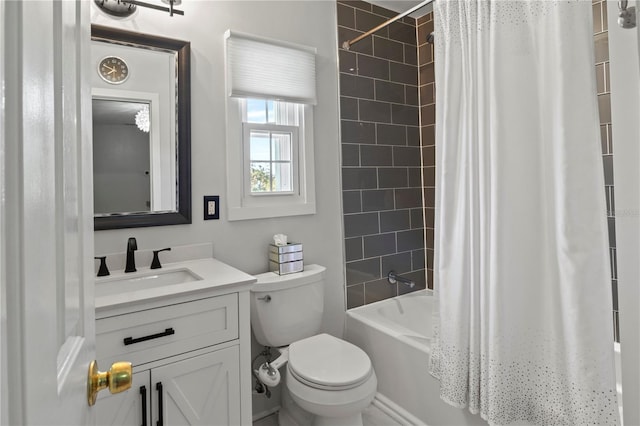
[250, 265, 377, 426]
[285, 334, 377, 425]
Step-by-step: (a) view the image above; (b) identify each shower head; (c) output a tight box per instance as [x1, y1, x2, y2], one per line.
[427, 32, 435, 44]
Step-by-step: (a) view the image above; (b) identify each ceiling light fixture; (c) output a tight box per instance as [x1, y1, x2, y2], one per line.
[135, 105, 150, 133]
[94, 0, 184, 18]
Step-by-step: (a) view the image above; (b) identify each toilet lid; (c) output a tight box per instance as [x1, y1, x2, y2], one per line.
[288, 333, 372, 389]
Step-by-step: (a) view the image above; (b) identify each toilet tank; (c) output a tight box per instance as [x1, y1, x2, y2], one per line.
[250, 264, 326, 347]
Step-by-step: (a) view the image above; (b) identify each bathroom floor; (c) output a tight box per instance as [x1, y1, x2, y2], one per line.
[253, 404, 401, 426]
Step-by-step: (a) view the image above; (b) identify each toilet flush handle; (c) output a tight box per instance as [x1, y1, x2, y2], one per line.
[257, 295, 272, 302]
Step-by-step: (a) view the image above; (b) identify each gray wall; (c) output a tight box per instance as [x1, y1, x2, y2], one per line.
[92, 3, 344, 416]
[91, 2, 345, 335]
[93, 123, 150, 213]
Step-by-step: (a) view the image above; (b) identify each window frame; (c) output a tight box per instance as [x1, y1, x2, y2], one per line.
[225, 97, 316, 221]
[242, 122, 299, 197]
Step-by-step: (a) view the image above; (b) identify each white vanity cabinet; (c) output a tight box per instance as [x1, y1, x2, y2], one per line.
[151, 345, 240, 425]
[95, 370, 150, 426]
[94, 258, 255, 426]
[96, 346, 240, 426]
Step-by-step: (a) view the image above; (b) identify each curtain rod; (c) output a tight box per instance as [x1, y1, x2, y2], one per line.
[341, 0, 434, 50]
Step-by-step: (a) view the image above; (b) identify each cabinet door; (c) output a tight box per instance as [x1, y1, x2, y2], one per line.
[96, 370, 151, 426]
[151, 346, 240, 426]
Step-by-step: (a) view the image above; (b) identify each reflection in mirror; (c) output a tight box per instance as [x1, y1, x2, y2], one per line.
[93, 99, 152, 214]
[91, 25, 191, 230]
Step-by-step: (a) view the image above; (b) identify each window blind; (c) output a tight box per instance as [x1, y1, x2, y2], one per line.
[225, 30, 317, 105]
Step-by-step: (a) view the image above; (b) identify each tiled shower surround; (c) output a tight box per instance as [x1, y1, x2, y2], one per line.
[338, 0, 431, 308]
[339, 1, 620, 336]
[417, 11, 435, 295]
[593, 0, 619, 342]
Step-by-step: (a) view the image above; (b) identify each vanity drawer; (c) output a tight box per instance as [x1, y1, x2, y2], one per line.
[96, 293, 238, 367]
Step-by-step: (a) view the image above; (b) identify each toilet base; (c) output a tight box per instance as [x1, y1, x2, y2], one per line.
[278, 369, 369, 426]
[278, 379, 314, 426]
[279, 392, 364, 426]
[311, 413, 363, 426]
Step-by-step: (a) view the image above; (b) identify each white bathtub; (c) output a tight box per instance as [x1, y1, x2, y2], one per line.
[345, 290, 482, 425]
[346, 291, 625, 425]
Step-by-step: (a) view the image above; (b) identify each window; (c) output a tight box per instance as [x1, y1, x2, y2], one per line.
[243, 99, 299, 195]
[224, 31, 317, 221]
[246, 126, 295, 194]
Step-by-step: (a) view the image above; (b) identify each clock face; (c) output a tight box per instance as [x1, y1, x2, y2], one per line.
[98, 56, 129, 84]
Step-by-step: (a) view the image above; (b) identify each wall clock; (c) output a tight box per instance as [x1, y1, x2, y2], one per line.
[98, 56, 129, 84]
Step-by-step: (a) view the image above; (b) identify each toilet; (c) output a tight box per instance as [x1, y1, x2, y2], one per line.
[251, 265, 377, 426]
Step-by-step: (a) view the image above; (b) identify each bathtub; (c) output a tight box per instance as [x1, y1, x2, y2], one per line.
[345, 290, 481, 425]
[345, 290, 624, 426]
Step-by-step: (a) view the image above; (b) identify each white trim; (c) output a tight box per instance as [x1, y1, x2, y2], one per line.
[1, 3, 24, 422]
[0, 0, 7, 423]
[372, 393, 428, 426]
[226, 99, 316, 221]
[607, 2, 640, 425]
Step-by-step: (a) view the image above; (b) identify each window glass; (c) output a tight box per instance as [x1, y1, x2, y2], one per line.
[272, 163, 292, 192]
[249, 130, 270, 161]
[246, 99, 267, 123]
[271, 132, 292, 161]
[266, 100, 275, 123]
[250, 162, 271, 193]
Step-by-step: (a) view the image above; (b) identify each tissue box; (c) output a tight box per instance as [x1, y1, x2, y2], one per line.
[269, 243, 303, 275]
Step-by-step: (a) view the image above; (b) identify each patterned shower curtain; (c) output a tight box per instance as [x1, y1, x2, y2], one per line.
[428, 1, 620, 424]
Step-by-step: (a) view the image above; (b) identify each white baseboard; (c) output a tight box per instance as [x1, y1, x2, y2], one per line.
[372, 393, 427, 426]
[251, 394, 424, 425]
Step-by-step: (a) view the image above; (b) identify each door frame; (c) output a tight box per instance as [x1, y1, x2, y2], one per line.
[0, 0, 7, 419]
[607, 1, 640, 425]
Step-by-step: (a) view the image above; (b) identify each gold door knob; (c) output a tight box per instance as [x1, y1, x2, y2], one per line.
[87, 360, 132, 406]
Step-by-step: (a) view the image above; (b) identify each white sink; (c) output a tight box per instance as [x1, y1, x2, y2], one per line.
[96, 268, 203, 297]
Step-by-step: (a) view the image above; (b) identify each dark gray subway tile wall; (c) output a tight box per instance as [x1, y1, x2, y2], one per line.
[338, 0, 425, 308]
[593, 0, 619, 342]
[418, 11, 436, 291]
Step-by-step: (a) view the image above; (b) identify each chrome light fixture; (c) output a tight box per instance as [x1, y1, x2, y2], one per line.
[618, 0, 636, 28]
[94, 0, 184, 17]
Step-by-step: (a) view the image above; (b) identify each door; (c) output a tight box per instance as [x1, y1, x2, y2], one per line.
[607, 1, 640, 425]
[1, 1, 96, 425]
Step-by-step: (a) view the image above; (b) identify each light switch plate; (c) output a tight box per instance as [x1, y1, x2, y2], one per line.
[203, 196, 220, 220]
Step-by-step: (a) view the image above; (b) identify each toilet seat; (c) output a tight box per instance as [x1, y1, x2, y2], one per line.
[288, 333, 373, 391]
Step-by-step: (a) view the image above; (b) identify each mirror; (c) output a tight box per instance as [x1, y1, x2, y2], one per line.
[91, 25, 191, 230]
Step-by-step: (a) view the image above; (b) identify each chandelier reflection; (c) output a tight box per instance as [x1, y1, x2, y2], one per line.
[135, 105, 150, 133]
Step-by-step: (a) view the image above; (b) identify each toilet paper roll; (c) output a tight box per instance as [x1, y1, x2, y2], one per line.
[258, 363, 281, 387]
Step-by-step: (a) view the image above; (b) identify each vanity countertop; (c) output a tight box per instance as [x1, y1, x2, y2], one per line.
[95, 257, 256, 317]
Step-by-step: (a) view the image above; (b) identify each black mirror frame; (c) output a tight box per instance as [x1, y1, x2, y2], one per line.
[91, 25, 191, 231]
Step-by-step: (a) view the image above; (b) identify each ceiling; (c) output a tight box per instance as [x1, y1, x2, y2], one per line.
[93, 99, 148, 126]
[367, 0, 433, 18]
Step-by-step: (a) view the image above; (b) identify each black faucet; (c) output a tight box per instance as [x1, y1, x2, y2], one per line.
[150, 248, 171, 269]
[94, 256, 110, 277]
[125, 237, 137, 273]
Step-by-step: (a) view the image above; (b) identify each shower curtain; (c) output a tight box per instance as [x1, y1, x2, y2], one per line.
[428, 1, 620, 425]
